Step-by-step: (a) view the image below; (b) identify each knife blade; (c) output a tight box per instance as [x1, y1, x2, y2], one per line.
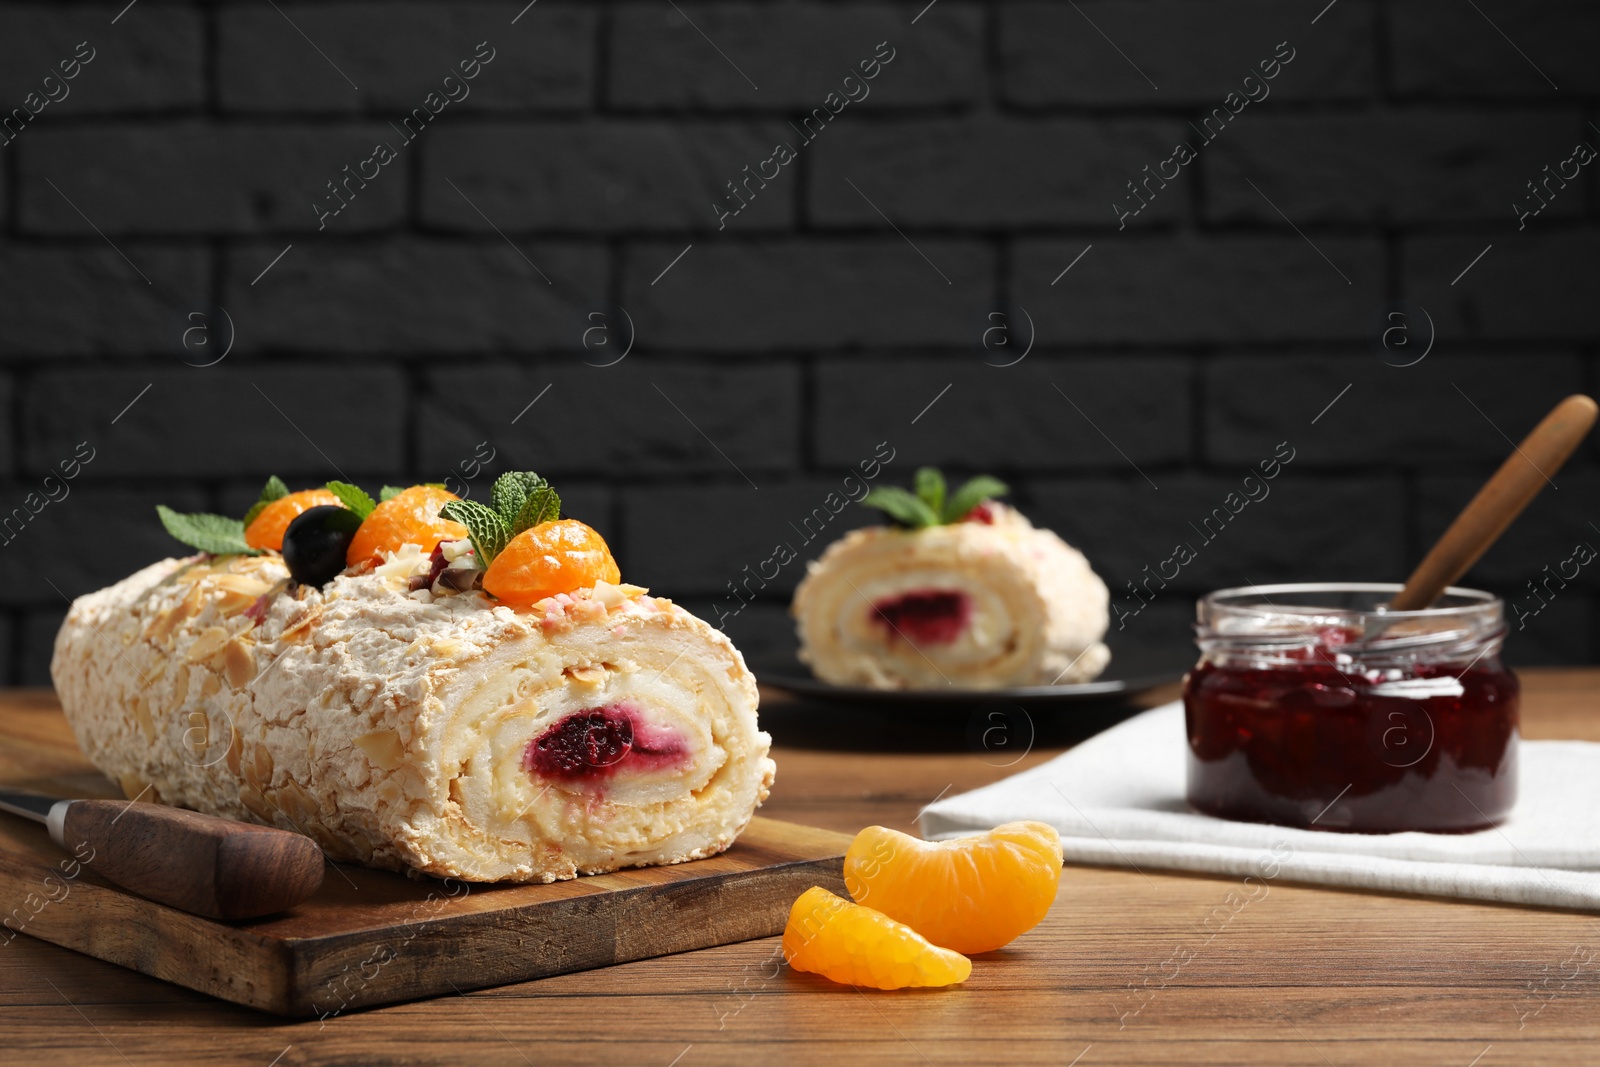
[0, 788, 71, 843]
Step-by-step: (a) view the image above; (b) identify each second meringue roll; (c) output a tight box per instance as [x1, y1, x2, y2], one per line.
[792, 502, 1111, 690]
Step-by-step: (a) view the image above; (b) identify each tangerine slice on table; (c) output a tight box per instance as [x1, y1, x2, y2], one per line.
[244, 489, 343, 551]
[482, 519, 621, 608]
[345, 485, 469, 565]
[843, 821, 1063, 954]
[782, 886, 971, 990]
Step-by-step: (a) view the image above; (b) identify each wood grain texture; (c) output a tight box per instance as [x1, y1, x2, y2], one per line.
[0, 800, 848, 1015]
[1, 672, 1598, 1064]
[58, 800, 325, 920]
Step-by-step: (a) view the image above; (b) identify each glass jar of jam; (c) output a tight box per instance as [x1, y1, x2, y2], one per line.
[1184, 583, 1519, 833]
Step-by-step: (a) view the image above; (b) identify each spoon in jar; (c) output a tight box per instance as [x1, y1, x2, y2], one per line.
[1387, 393, 1598, 614]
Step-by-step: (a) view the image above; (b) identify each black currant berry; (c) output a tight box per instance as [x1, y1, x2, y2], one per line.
[281, 505, 361, 587]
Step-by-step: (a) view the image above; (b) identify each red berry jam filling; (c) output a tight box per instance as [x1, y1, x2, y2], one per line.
[870, 589, 972, 646]
[962, 502, 997, 524]
[1184, 650, 1519, 834]
[525, 703, 689, 782]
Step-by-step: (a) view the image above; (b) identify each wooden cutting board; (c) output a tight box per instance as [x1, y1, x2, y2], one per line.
[0, 691, 848, 1016]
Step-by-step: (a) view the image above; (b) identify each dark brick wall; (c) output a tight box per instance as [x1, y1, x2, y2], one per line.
[2, 1, 1598, 684]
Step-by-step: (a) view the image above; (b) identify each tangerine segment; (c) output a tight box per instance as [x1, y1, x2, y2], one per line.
[244, 489, 343, 551]
[844, 822, 1062, 954]
[482, 520, 621, 608]
[783, 887, 971, 990]
[346, 486, 469, 565]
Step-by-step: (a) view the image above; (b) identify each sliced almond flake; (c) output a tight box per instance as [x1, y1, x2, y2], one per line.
[279, 604, 325, 641]
[224, 638, 256, 688]
[213, 590, 259, 617]
[185, 625, 230, 662]
[563, 664, 606, 686]
[211, 573, 274, 597]
[353, 730, 406, 771]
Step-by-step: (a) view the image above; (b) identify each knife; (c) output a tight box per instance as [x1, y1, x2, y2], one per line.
[0, 788, 325, 920]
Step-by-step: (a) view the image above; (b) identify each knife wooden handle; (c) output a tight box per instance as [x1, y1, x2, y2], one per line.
[1391, 393, 1599, 611]
[60, 800, 325, 920]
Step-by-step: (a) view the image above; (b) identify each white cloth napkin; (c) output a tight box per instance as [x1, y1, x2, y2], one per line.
[919, 701, 1600, 910]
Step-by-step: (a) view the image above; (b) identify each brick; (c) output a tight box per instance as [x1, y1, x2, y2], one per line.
[19, 609, 59, 687]
[814, 356, 1191, 472]
[22, 369, 406, 479]
[0, 246, 208, 356]
[0, 613, 13, 686]
[1014, 236, 1383, 344]
[674, 599, 795, 670]
[1000, 1, 1375, 106]
[1418, 474, 1600, 588]
[1500, 595, 1594, 667]
[609, 3, 982, 110]
[619, 479, 880, 599]
[0, 377, 13, 478]
[1419, 473, 1599, 666]
[1403, 230, 1600, 340]
[219, 4, 594, 112]
[809, 119, 1189, 228]
[420, 363, 800, 480]
[422, 122, 793, 233]
[0, 484, 206, 608]
[221, 241, 607, 353]
[1393, 1, 1600, 98]
[0, 6, 203, 117]
[1205, 110, 1586, 224]
[620, 239, 994, 349]
[1099, 598, 1198, 682]
[1206, 353, 1585, 466]
[19, 123, 406, 234]
[1593, 355, 1600, 456]
[1024, 473, 1409, 607]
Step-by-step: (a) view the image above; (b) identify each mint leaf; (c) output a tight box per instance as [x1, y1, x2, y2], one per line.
[914, 467, 946, 516]
[325, 481, 377, 520]
[510, 484, 561, 535]
[157, 505, 262, 556]
[860, 486, 940, 528]
[439, 499, 509, 566]
[491, 471, 546, 528]
[241, 475, 290, 527]
[379, 485, 405, 503]
[944, 476, 1009, 522]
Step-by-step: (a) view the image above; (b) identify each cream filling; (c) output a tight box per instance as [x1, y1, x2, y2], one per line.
[437, 632, 732, 854]
[833, 566, 1044, 680]
[849, 570, 1005, 656]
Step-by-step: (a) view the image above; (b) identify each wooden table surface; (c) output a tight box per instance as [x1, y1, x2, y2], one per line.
[3, 670, 1599, 1066]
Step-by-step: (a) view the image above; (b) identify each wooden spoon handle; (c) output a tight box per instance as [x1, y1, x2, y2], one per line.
[1391, 393, 1598, 611]
[59, 800, 325, 920]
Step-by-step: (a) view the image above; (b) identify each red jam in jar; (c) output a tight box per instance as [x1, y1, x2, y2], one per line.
[1184, 583, 1519, 833]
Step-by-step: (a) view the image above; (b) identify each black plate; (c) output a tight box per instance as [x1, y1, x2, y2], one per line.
[756, 670, 1172, 705]
[750, 635, 1188, 707]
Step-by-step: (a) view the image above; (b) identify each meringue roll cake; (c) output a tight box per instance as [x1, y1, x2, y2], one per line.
[792, 470, 1111, 690]
[51, 474, 774, 883]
